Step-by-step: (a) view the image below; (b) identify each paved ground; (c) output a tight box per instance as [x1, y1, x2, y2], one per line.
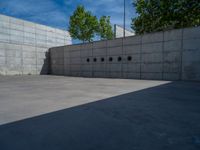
[0, 75, 200, 150]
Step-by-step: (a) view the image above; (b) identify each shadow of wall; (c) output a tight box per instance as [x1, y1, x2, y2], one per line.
[40, 51, 50, 75]
[0, 81, 200, 150]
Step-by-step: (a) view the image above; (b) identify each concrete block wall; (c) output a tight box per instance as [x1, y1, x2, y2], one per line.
[0, 14, 71, 75]
[182, 28, 200, 80]
[50, 26, 200, 81]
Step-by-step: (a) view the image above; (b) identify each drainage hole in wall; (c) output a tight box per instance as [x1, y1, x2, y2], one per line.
[109, 57, 113, 62]
[101, 58, 105, 62]
[118, 56, 122, 61]
[86, 58, 90, 62]
[127, 56, 132, 61]
[93, 58, 97, 62]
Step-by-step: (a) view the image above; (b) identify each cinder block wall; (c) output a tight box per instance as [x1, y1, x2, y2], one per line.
[50, 26, 200, 81]
[0, 14, 71, 75]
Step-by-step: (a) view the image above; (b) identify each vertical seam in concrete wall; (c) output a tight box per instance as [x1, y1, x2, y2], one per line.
[63, 47, 65, 76]
[103, 40, 108, 77]
[91, 43, 93, 77]
[20, 45, 22, 75]
[80, 45, 85, 76]
[21, 21, 25, 74]
[34, 23, 37, 75]
[22, 21, 24, 74]
[79, 46, 81, 76]
[106, 40, 108, 78]
[140, 36, 142, 79]
[35, 46, 37, 75]
[78, 47, 80, 76]
[162, 31, 164, 80]
[180, 29, 184, 80]
[92, 42, 94, 77]
[48, 49, 51, 74]
[69, 47, 71, 76]
[63, 47, 64, 75]
[122, 38, 124, 78]
[34, 22, 37, 74]
[5, 17, 10, 75]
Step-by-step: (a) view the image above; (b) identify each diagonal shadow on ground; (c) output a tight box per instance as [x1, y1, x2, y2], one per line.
[0, 81, 200, 150]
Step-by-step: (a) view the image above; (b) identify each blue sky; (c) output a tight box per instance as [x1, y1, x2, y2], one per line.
[0, 0, 136, 31]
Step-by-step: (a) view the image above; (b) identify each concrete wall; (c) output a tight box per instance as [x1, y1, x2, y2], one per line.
[114, 24, 135, 38]
[50, 26, 200, 81]
[0, 14, 71, 75]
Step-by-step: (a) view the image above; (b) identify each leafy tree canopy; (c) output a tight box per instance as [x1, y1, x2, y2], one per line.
[98, 16, 114, 40]
[69, 5, 98, 42]
[131, 0, 200, 34]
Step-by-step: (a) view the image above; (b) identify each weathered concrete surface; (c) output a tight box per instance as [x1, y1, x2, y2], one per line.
[50, 26, 200, 81]
[0, 14, 71, 75]
[0, 76, 200, 150]
[0, 75, 169, 125]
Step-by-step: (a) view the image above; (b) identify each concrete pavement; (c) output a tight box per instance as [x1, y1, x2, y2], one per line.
[0, 75, 200, 150]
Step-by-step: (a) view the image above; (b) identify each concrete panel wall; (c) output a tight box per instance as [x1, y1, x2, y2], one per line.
[50, 26, 200, 81]
[182, 27, 200, 81]
[0, 14, 71, 75]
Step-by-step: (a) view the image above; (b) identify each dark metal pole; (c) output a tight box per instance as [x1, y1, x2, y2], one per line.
[123, 0, 125, 37]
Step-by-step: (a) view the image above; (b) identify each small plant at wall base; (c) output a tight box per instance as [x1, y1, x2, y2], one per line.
[69, 5, 114, 43]
[131, 0, 200, 34]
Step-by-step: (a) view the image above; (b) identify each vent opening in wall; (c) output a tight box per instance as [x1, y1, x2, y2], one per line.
[101, 58, 105, 62]
[127, 56, 132, 61]
[109, 57, 113, 62]
[118, 57, 122, 62]
[86, 58, 90, 62]
[93, 58, 97, 62]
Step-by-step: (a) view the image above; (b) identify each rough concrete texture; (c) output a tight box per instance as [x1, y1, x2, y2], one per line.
[0, 14, 71, 75]
[0, 76, 200, 150]
[50, 26, 200, 81]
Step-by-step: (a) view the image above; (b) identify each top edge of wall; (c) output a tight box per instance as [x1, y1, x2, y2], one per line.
[0, 13, 69, 33]
[47, 25, 200, 49]
[60, 26, 200, 47]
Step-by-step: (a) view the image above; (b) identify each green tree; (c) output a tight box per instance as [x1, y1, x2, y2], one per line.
[69, 5, 98, 42]
[131, 0, 200, 34]
[98, 16, 114, 40]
